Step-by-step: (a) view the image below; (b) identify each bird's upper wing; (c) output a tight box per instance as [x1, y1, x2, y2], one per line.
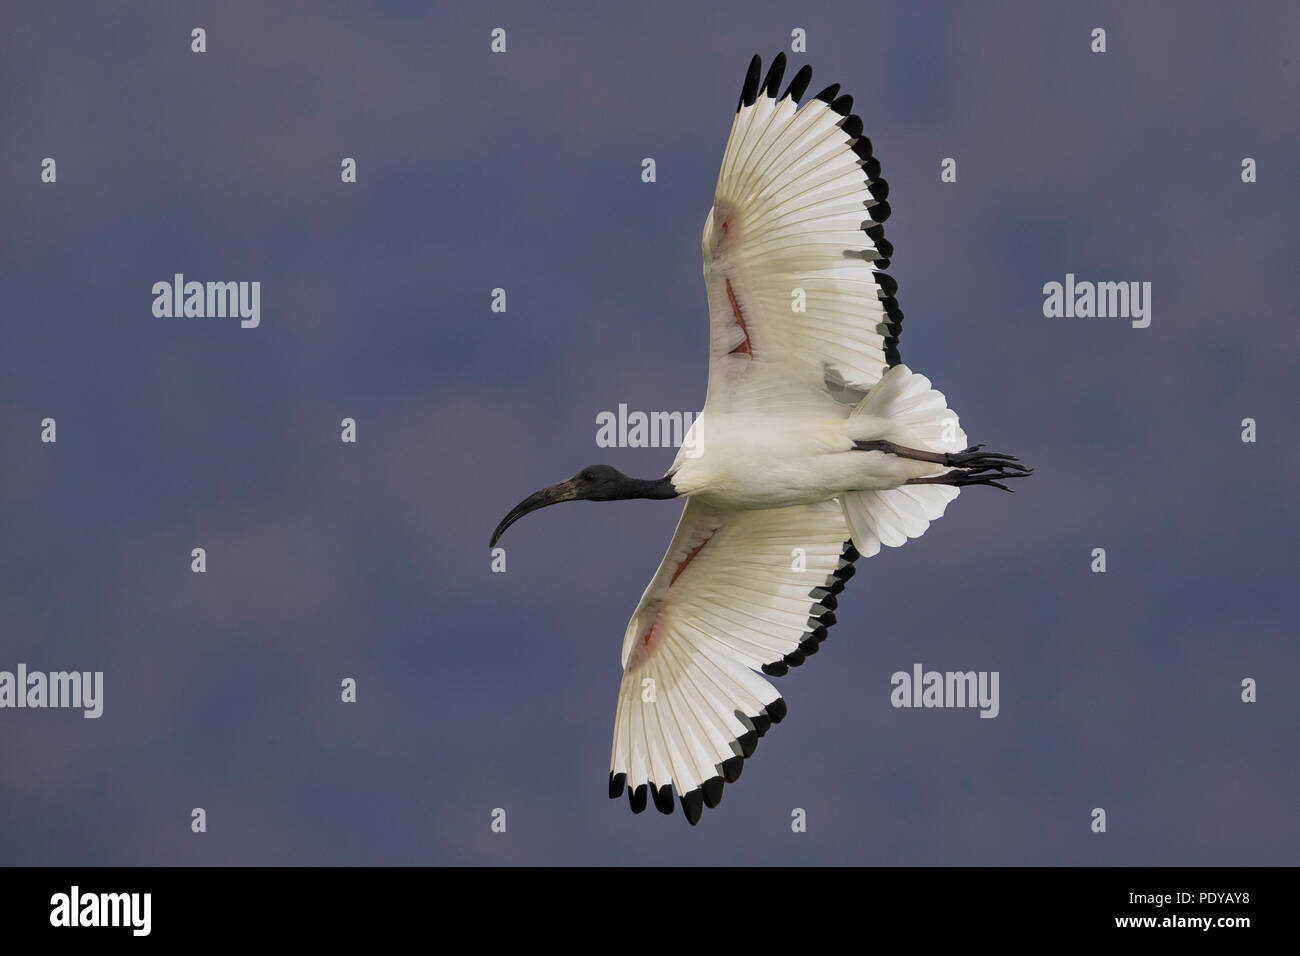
[608, 497, 859, 824]
[702, 54, 903, 414]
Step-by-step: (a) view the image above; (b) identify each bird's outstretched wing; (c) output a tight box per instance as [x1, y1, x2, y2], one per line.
[608, 498, 859, 824]
[702, 53, 902, 413]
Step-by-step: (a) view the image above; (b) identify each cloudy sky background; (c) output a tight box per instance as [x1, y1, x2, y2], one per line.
[1, 0, 1297, 864]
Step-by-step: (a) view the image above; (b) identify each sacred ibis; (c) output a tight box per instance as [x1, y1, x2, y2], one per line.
[490, 54, 1031, 825]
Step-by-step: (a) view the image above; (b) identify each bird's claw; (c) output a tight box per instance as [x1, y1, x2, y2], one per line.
[909, 444, 1035, 492]
[944, 445, 1022, 469]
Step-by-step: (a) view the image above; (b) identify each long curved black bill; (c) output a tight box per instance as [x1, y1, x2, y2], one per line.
[489, 480, 578, 547]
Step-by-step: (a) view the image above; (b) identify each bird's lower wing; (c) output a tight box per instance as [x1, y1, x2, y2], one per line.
[609, 498, 859, 824]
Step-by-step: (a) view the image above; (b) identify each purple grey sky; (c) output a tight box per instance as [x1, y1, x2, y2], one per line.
[1, 0, 1297, 864]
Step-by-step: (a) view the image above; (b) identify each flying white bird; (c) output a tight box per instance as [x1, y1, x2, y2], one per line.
[490, 54, 1031, 825]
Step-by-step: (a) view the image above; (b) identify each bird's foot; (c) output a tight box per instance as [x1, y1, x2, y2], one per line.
[942, 444, 1024, 471]
[909, 445, 1033, 493]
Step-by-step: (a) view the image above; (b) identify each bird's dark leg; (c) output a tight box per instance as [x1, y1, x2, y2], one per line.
[854, 439, 946, 464]
[854, 440, 1033, 492]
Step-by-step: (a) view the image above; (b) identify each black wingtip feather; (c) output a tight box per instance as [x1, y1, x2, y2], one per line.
[681, 789, 704, 825]
[651, 782, 674, 814]
[629, 783, 648, 813]
[702, 776, 725, 809]
[609, 772, 626, 799]
[830, 93, 854, 116]
[738, 730, 759, 757]
[768, 697, 788, 723]
[813, 83, 840, 103]
[782, 64, 813, 102]
[760, 53, 786, 98]
[739, 54, 763, 111]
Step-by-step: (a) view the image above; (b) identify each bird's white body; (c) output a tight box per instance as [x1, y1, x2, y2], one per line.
[670, 407, 946, 510]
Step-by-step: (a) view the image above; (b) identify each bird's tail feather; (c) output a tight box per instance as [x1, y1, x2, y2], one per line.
[841, 365, 964, 557]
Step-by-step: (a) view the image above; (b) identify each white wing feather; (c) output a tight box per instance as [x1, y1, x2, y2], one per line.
[701, 56, 901, 415]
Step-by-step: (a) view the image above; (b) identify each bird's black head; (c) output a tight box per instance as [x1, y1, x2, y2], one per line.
[489, 464, 675, 547]
[569, 464, 632, 501]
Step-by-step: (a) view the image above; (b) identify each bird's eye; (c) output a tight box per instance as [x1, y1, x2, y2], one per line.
[581, 471, 594, 481]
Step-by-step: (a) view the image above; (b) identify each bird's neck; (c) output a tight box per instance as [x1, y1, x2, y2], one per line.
[628, 475, 679, 500]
